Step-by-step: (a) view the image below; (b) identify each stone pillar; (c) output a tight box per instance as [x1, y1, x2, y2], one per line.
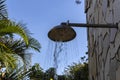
[85, 0, 120, 80]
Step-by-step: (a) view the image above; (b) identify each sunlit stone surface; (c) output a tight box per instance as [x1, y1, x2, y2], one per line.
[85, 0, 120, 80]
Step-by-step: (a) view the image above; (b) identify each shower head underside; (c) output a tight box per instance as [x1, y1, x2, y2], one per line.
[48, 25, 76, 42]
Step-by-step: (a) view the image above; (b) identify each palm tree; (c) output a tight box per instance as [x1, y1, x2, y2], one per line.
[0, 1, 41, 80]
[0, 0, 33, 79]
[0, 0, 29, 46]
[2, 35, 41, 79]
[0, 0, 29, 45]
[0, 20, 31, 72]
[1, 35, 41, 64]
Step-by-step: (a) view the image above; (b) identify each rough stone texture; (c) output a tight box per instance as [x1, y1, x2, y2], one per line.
[104, 50, 110, 80]
[110, 28, 117, 43]
[98, 36, 103, 55]
[113, 0, 120, 23]
[116, 65, 120, 80]
[101, 0, 107, 17]
[110, 58, 117, 80]
[85, 0, 120, 80]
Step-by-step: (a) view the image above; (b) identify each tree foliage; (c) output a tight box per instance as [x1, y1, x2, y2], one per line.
[64, 62, 88, 80]
[64, 54, 88, 80]
[28, 63, 44, 80]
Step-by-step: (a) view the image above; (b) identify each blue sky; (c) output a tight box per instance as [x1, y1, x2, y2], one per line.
[6, 0, 87, 74]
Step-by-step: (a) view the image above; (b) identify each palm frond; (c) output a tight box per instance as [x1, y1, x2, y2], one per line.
[6, 65, 32, 80]
[6, 39, 26, 54]
[0, 0, 8, 19]
[2, 37, 41, 54]
[0, 20, 29, 45]
[6, 65, 25, 80]
[0, 53, 17, 73]
[0, 41, 14, 53]
[28, 37, 41, 52]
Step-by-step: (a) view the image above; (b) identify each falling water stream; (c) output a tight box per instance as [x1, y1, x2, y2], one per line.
[46, 25, 85, 80]
[53, 41, 64, 80]
[44, 38, 81, 80]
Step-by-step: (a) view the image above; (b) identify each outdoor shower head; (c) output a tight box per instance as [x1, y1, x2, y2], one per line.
[48, 25, 76, 42]
[48, 20, 118, 42]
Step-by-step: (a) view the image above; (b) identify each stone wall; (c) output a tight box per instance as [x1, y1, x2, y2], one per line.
[85, 0, 120, 80]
